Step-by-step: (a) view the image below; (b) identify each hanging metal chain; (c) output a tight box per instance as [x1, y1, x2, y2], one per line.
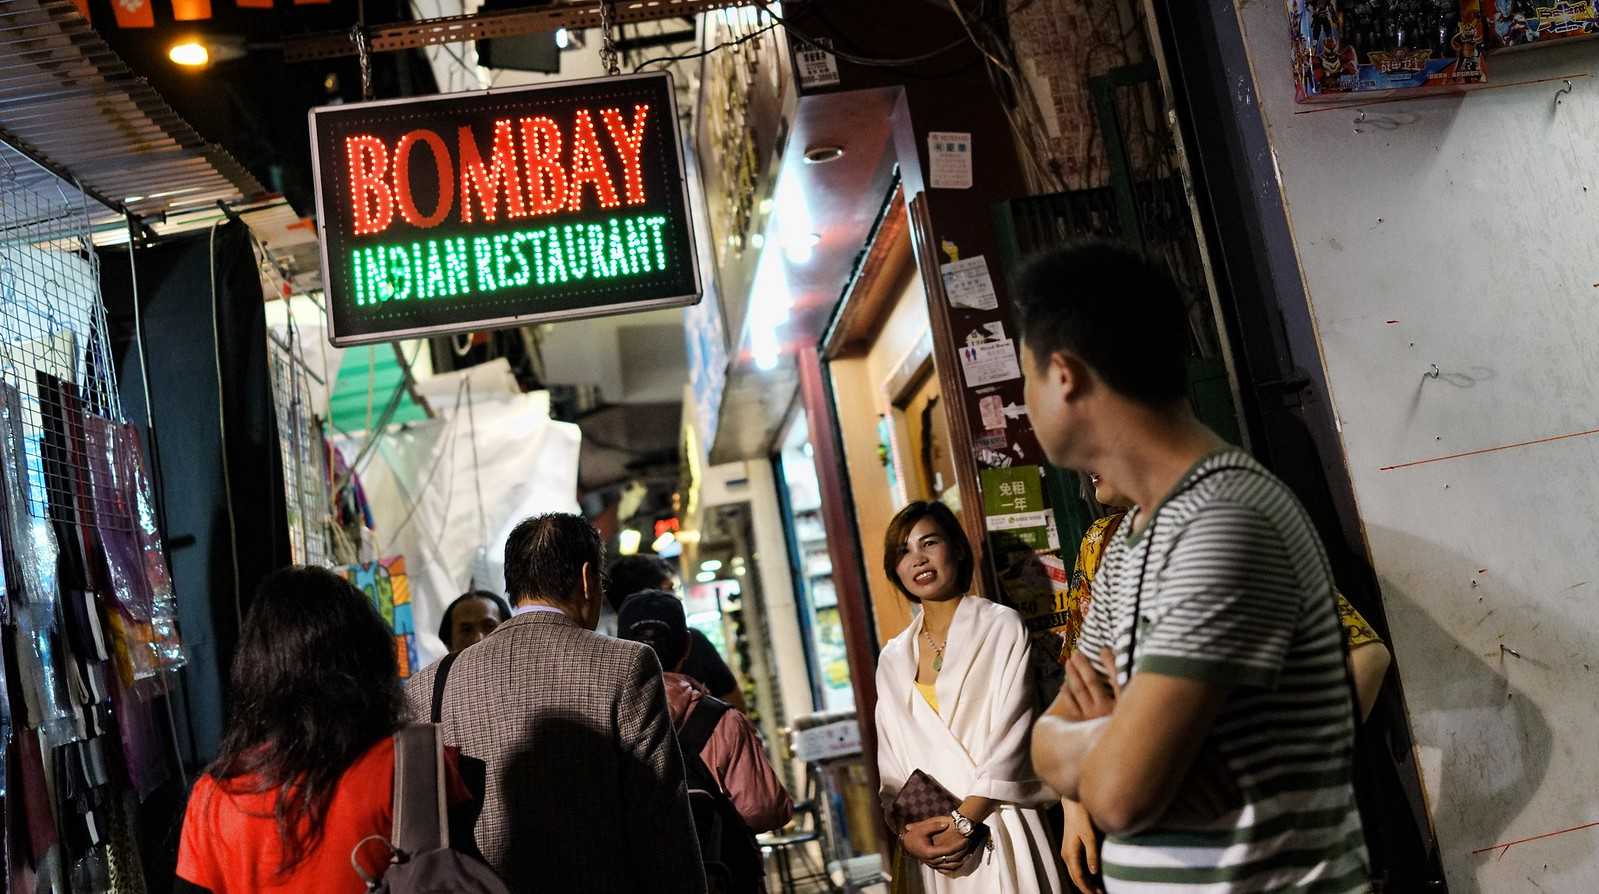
[598, 0, 621, 76]
[351, 25, 374, 101]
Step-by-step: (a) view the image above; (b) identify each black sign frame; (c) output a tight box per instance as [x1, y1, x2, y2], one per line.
[309, 71, 701, 347]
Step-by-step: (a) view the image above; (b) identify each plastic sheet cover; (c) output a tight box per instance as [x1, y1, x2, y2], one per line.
[0, 383, 78, 745]
[121, 423, 184, 672]
[84, 417, 160, 685]
[347, 385, 581, 666]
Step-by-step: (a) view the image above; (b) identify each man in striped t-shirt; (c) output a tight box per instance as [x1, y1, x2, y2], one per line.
[1013, 242, 1370, 892]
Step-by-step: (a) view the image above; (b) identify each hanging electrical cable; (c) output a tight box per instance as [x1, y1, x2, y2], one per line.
[943, 0, 1065, 193]
[633, 21, 780, 72]
[465, 377, 488, 550]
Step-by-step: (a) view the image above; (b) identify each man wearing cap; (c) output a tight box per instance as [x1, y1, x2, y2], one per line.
[619, 590, 793, 835]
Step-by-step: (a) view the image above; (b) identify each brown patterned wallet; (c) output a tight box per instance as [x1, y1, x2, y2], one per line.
[885, 769, 962, 833]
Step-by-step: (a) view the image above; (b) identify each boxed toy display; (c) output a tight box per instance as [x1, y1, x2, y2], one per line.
[1291, 0, 1489, 102]
[1491, 0, 1599, 48]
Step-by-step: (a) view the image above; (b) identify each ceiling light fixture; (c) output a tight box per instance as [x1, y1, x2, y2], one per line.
[169, 41, 209, 67]
[696, 570, 717, 583]
[784, 232, 821, 265]
[802, 145, 845, 164]
[701, 559, 724, 572]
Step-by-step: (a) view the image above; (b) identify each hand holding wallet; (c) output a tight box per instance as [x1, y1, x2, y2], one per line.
[886, 769, 963, 834]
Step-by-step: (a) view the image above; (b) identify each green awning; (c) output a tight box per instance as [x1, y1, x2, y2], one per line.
[328, 345, 429, 434]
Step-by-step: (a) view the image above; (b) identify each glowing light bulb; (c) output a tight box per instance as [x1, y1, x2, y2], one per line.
[619, 529, 642, 556]
[169, 41, 209, 67]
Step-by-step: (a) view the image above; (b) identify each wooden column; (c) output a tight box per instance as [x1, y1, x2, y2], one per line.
[793, 346, 884, 813]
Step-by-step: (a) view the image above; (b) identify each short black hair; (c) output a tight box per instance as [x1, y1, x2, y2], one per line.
[617, 589, 689, 670]
[883, 501, 974, 603]
[1011, 240, 1190, 406]
[437, 589, 512, 647]
[504, 513, 603, 606]
[607, 553, 675, 612]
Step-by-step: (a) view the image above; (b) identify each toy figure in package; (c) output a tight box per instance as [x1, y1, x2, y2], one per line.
[1291, 0, 1489, 101]
[1491, 0, 1599, 47]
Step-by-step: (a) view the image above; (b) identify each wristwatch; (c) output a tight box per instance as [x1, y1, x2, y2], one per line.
[949, 809, 975, 838]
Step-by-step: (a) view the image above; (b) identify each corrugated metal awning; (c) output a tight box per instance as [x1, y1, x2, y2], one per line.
[0, 0, 265, 221]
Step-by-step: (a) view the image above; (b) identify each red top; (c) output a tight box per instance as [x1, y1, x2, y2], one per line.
[177, 736, 461, 893]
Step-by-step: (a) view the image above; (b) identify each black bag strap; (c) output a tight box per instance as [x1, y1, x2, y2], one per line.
[392, 725, 447, 856]
[431, 651, 460, 725]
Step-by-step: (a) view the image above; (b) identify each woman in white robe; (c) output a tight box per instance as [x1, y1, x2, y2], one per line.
[874, 501, 1065, 893]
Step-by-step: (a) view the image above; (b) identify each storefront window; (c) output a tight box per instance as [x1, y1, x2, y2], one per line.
[776, 414, 855, 712]
[683, 578, 736, 664]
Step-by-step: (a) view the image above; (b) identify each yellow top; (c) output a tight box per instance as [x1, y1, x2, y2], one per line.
[915, 680, 940, 714]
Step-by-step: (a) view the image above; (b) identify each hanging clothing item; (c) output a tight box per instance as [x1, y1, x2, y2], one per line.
[105, 789, 148, 894]
[875, 596, 1065, 894]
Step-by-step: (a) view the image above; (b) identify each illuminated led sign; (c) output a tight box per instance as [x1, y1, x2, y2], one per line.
[309, 72, 700, 347]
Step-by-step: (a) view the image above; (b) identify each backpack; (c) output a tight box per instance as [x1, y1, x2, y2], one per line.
[352, 653, 510, 893]
[678, 696, 765, 893]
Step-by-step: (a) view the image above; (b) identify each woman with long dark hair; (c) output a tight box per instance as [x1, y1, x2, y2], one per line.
[175, 566, 411, 893]
[874, 501, 1065, 893]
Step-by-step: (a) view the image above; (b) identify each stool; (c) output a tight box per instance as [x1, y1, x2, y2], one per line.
[760, 800, 838, 893]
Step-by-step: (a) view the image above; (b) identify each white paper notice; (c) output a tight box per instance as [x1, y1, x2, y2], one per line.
[941, 255, 999, 311]
[928, 131, 973, 190]
[795, 42, 841, 88]
[959, 338, 1023, 387]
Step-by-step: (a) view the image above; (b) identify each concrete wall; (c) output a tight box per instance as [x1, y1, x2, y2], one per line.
[1234, 6, 1599, 890]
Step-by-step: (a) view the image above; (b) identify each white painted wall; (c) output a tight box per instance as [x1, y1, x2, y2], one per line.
[744, 458, 818, 727]
[1234, 8, 1599, 891]
[537, 307, 689, 404]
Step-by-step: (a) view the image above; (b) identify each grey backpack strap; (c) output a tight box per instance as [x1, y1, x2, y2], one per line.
[392, 724, 448, 856]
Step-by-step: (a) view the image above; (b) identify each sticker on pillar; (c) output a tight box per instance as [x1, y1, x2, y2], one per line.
[964, 321, 1006, 348]
[959, 338, 1022, 387]
[941, 255, 999, 311]
[979, 394, 1005, 432]
[928, 132, 973, 189]
[975, 446, 1013, 468]
[795, 37, 841, 88]
[982, 466, 1042, 512]
[987, 509, 1058, 551]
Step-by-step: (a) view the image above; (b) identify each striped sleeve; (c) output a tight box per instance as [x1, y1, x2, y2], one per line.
[1137, 502, 1301, 689]
[1077, 559, 1116, 676]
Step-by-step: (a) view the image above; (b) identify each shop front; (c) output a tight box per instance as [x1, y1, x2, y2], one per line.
[683, 3, 1440, 891]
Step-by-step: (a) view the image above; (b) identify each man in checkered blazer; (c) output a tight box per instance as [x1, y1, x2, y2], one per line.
[406, 513, 708, 892]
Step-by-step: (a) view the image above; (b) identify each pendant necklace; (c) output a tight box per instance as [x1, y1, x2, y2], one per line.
[922, 628, 946, 672]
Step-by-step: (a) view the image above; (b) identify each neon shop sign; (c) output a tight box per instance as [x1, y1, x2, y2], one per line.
[310, 72, 701, 347]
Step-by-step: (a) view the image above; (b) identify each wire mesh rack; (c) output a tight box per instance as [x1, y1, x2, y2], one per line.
[264, 269, 333, 568]
[0, 139, 130, 531]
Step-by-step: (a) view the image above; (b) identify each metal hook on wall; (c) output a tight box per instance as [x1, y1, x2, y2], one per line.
[1555, 79, 1574, 108]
